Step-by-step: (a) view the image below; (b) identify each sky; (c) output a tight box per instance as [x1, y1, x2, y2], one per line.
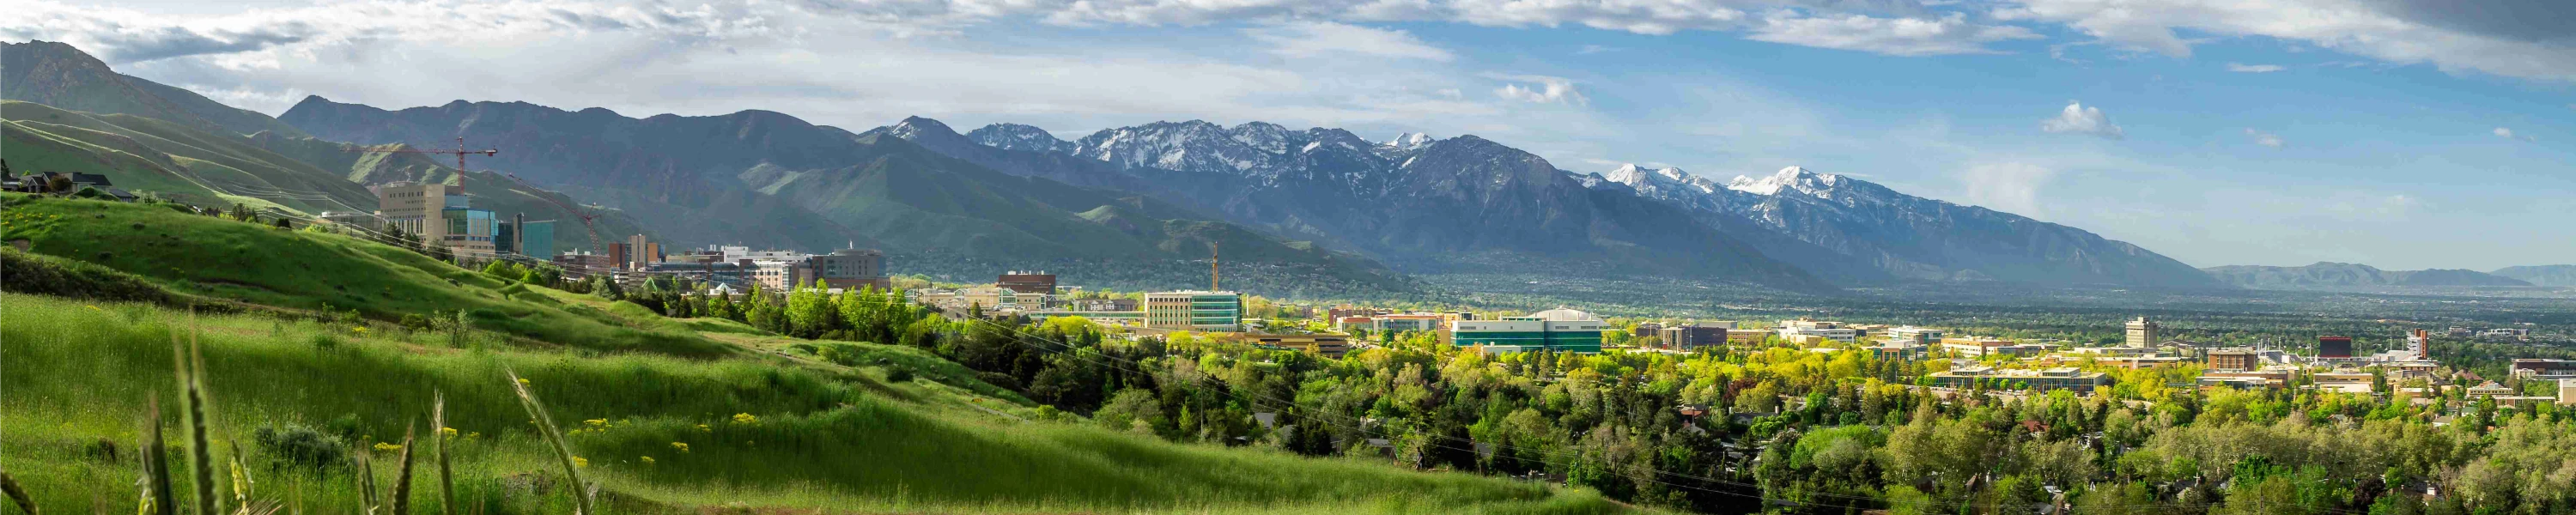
[5, 0, 2573, 270]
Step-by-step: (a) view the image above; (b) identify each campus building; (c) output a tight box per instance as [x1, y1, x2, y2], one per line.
[803, 248, 890, 290]
[1928, 366, 2109, 392]
[374, 182, 493, 257]
[1449, 308, 1608, 354]
[1249, 334, 1352, 358]
[2125, 317, 2162, 348]
[997, 271, 1057, 294]
[1144, 291, 1242, 331]
[1886, 326, 1944, 345]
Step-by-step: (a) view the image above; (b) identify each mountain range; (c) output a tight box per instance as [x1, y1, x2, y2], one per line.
[2201, 262, 2536, 289]
[2493, 265, 2576, 288]
[5, 39, 2348, 298]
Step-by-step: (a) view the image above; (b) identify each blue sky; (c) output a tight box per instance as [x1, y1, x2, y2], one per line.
[8, 0, 2573, 270]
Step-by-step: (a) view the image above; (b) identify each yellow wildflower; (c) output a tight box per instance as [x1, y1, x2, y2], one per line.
[574, 457, 589, 468]
[671, 442, 690, 453]
[640, 456, 655, 464]
[731, 413, 758, 425]
[373, 442, 403, 452]
[517, 378, 531, 385]
[695, 424, 711, 433]
[440, 427, 459, 437]
[584, 419, 608, 427]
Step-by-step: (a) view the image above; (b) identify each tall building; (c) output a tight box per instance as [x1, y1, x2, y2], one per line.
[997, 270, 1056, 294]
[374, 182, 448, 241]
[1144, 291, 1241, 331]
[623, 234, 659, 269]
[2124, 317, 2162, 348]
[1449, 308, 1608, 354]
[804, 248, 890, 289]
[2407, 330, 2430, 360]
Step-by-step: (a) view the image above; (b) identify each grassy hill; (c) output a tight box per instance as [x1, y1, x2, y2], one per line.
[1, 40, 307, 137]
[0, 193, 1627, 514]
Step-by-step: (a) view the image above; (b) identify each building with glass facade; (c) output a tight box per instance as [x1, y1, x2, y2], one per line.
[440, 207, 495, 257]
[1143, 291, 1241, 331]
[1449, 307, 1607, 354]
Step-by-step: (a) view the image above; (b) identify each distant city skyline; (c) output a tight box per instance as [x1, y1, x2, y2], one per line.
[9, 0, 2571, 270]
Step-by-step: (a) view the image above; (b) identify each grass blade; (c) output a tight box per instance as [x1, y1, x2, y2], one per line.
[389, 427, 416, 515]
[354, 452, 376, 515]
[0, 464, 37, 515]
[142, 394, 174, 515]
[174, 320, 218, 515]
[503, 369, 592, 515]
[432, 394, 455, 515]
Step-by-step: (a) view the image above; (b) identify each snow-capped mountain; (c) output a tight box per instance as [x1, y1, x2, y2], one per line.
[1600, 163, 2221, 287]
[964, 123, 1073, 154]
[875, 118, 1832, 290]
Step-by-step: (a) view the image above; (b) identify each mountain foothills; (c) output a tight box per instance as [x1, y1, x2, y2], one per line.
[2493, 265, 2576, 288]
[2201, 262, 2537, 289]
[0, 41, 304, 137]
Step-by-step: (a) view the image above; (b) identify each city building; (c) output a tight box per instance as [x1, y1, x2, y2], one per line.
[1449, 308, 1608, 354]
[1942, 337, 2050, 357]
[623, 234, 660, 270]
[1249, 334, 1352, 358]
[2318, 336, 2355, 360]
[1886, 326, 1944, 345]
[1060, 298, 1138, 312]
[2407, 330, 2430, 360]
[551, 252, 616, 278]
[2201, 369, 2292, 389]
[1856, 342, 1925, 360]
[2311, 372, 2376, 394]
[750, 260, 801, 291]
[802, 248, 890, 290]
[1657, 322, 1730, 349]
[2206, 348, 2262, 372]
[643, 261, 754, 288]
[374, 182, 493, 256]
[2510, 359, 2576, 380]
[1373, 313, 1448, 333]
[2124, 317, 2162, 348]
[1777, 318, 1860, 342]
[1335, 317, 1376, 332]
[1144, 291, 1242, 331]
[1632, 322, 1664, 338]
[997, 271, 1057, 294]
[2560, 379, 2576, 406]
[495, 216, 555, 259]
[1327, 307, 1391, 320]
[1928, 366, 2108, 392]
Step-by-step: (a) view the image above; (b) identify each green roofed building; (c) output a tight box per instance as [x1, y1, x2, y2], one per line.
[1145, 290, 1241, 332]
[1449, 307, 1607, 354]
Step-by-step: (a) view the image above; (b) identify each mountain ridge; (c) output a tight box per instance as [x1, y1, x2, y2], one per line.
[2202, 262, 2534, 288]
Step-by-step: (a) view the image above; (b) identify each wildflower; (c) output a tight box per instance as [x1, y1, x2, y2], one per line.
[517, 378, 531, 385]
[373, 442, 404, 452]
[695, 424, 711, 433]
[86, 305, 101, 311]
[732, 413, 758, 425]
[440, 427, 459, 437]
[671, 442, 690, 453]
[640, 456, 655, 464]
[584, 419, 608, 427]
[574, 457, 589, 468]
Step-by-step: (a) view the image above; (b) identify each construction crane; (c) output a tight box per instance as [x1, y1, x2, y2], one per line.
[361, 137, 606, 261]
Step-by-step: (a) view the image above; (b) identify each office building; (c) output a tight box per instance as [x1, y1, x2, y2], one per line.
[998, 271, 1057, 294]
[2407, 330, 2430, 360]
[1633, 322, 1664, 338]
[495, 217, 556, 259]
[2124, 317, 2162, 348]
[1657, 322, 1730, 349]
[1886, 326, 1944, 345]
[2511, 359, 2576, 380]
[1144, 291, 1242, 331]
[623, 234, 660, 269]
[1929, 366, 2108, 392]
[1250, 334, 1352, 358]
[2207, 348, 2262, 372]
[802, 248, 890, 289]
[2318, 336, 2354, 360]
[1777, 321, 1860, 342]
[1373, 313, 1446, 333]
[374, 182, 450, 242]
[2560, 379, 2576, 406]
[1942, 337, 2050, 357]
[1449, 308, 1607, 354]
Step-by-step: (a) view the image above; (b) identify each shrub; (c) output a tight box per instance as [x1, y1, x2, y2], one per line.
[884, 367, 915, 383]
[253, 424, 349, 472]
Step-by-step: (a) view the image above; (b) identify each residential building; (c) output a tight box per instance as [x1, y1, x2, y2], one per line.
[1657, 322, 1730, 349]
[2468, 381, 2517, 398]
[802, 248, 890, 289]
[1249, 334, 1352, 358]
[1144, 291, 1242, 331]
[1886, 326, 1944, 345]
[1929, 366, 2108, 392]
[2207, 348, 2262, 372]
[2124, 317, 2162, 348]
[1449, 308, 1608, 354]
[997, 271, 1057, 294]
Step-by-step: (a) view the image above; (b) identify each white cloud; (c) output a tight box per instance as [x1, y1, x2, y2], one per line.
[2244, 128, 2282, 148]
[1490, 74, 1587, 106]
[1245, 21, 1452, 61]
[1995, 0, 2576, 82]
[2493, 126, 2539, 142]
[2494, 127, 2516, 138]
[2226, 62, 2285, 73]
[2039, 100, 2123, 139]
[1959, 161, 2054, 216]
[1746, 11, 2043, 56]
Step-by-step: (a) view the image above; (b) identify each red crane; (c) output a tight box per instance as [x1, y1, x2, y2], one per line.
[361, 137, 605, 260]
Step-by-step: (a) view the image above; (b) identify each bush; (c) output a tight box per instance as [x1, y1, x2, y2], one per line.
[0, 247, 170, 303]
[253, 424, 349, 472]
[884, 367, 915, 383]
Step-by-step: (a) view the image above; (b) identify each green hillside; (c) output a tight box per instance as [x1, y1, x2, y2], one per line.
[3, 100, 381, 214]
[0, 40, 308, 137]
[2, 194, 720, 355]
[0, 193, 1625, 514]
[246, 131, 658, 253]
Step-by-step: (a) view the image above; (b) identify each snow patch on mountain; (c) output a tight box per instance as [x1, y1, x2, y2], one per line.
[964, 123, 1073, 154]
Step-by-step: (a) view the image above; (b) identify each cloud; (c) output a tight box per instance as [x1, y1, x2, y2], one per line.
[2039, 100, 2123, 139]
[1489, 74, 1587, 106]
[1746, 11, 2042, 56]
[1576, 44, 1617, 54]
[1995, 0, 2576, 82]
[2494, 126, 2538, 142]
[1959, 161, 2054, 216]
[2244, 128, 2283, 148]
[1245, 21, 1452, 61]
[2226, 62, 2285, 73]
[2494, 127, 2516, 138]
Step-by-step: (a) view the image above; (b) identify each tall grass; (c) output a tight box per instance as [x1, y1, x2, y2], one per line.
[3, 294, 1627, 514]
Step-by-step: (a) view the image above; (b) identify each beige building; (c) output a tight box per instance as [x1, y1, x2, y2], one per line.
[1144, 291, 1242, 331]
[374, 182, 493, 258]
[1249, 334, 1352, 358]
[2124, 317, 2162, 348]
